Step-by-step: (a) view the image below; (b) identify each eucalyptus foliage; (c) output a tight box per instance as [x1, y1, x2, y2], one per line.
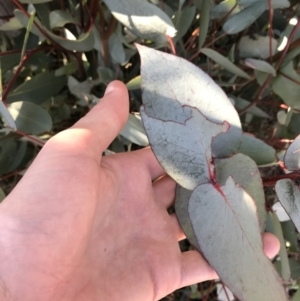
[1, 0, 300, 300]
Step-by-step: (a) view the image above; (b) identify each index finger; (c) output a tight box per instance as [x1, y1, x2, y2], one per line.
[71, 81, 129, 160]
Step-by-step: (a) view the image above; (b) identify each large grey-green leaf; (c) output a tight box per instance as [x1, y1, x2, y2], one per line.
[272, 62, 300, 107]
[283, 135, 300, 171]
[137, 44, 242, 158]
[141, 106, 228, 190]
[103, 0, 176, 44]
[238, 133, 277, 165]
[215, 153, 266, 231]
[120, 113, 149, 146]
[7, 101, 52, 134]
[200, 48, 251, 79]
[7, 72, 66, 105]
[275, 179, 300, 233]
[188, 177, 287, 301]
[223, 1, 266, 35]
[174, 185, 199, 249]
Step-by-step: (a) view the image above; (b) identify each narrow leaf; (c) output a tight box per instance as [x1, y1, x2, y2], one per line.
[200, 48, 251, 79]
[188, 177, 287, 301]
[238, 133, 277, 165]
[103, 0, 176, 44]
[215, 153, 266, 231]
[108, 32, 126, 65]
[244, 58, 276, 77]
[137, 44, 242, 158]
[198, 0, 210, 49]
[141, 106, 228, 189]
[7, 101, 52, 134]
[174, 6, 196, 42]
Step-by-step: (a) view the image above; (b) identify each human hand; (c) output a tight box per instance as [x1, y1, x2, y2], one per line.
[0, 81, 280, 301]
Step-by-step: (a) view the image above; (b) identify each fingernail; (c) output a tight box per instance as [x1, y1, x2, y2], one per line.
[104, 82, 116, 95]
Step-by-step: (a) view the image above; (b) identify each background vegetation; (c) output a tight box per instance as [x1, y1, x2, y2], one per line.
[1, 0, 300, 299]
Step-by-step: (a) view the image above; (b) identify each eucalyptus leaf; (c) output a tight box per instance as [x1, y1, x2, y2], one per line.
[120, 113, 149, 146]
[198, 0, 210, 49]
[7, 71, 66, 105]
[188, 177, 287, 301]
[49, 10, 78, 28]
[103, 0, 176, 44]
[0, 188, 5, 202]
[282, 220, 298, 252]
[15, 9, 94, 52]
[108, 32, 126, 65]
[0, 53, 20, 73]
[223, 1, 266, 35]
[272, 62, 300, 107]
[126, 76, 141, 90]
[175, 185, 199, 250]
[271, 211, 291, 282]
[275, 179, 300, 233]
[141, 105, 228, 190]
[0, 17, 23, 31]
[137, 44, 242, 158]
[7, 101, 52, 134]
[244, 58, 276, 77]
[238, 133, 277, 165]
[0, 99, 17, 130]
[284, 134, 300, 171]
[211, 0, 240, 20]
[200, 48, 251, 79]
[233, 97, 270, 118]
[174, 6, 196, 41]
[238, 35, 277, 59]
[19, 0, 52, 3]
[215, 153, 266, 231]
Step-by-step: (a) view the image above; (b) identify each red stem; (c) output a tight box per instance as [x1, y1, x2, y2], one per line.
[267, 0, 274, 63]
[263, 172, 300, 187]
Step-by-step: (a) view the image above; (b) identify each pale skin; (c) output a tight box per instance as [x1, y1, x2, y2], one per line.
[0, 81, 279, 301]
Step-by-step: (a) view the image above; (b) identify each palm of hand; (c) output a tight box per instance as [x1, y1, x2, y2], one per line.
[0, 82, 279, 301]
